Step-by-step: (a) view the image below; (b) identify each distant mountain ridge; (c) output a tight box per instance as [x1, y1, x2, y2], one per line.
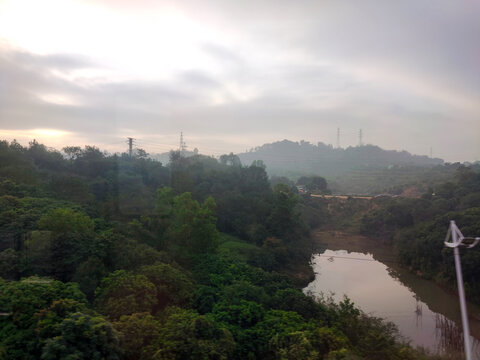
[237, 140, 443, 177]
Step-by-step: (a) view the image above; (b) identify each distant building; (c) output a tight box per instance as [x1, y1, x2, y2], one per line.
[296, 185, 307, 193]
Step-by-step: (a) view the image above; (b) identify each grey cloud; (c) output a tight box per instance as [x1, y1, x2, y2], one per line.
[0, 46, 95, 128]
[299, 1, 480, 93]
[19, 52, 96, 71]
[78, 0, 480, 94]
[0, 46, 222, 136]
[202, 43, 245, 66]
[179, 70, 220, 89]
[96, 81, 192, 108]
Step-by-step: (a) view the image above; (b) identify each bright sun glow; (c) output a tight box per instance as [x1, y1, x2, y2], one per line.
[0, 0, 226, 80]
[37, 93, 81, 106]
[0, 128, 74, 149]
[0, 128, 70, 139]
[32, 129, 70, 137]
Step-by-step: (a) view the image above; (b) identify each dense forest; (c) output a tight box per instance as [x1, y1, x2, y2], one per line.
[0, 139, 448, 359]
[359, 164, 480, 303]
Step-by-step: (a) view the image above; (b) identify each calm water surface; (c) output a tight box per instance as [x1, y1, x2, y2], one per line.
[304, 244, 480, 358]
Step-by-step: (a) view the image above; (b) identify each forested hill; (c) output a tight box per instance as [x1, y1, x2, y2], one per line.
[237, 140, 443, 177]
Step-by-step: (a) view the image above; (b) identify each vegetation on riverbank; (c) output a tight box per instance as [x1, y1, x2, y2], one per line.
[358, 165, 480, 303]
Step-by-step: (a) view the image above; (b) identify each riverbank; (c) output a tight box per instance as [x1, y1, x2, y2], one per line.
[308, 228, 480, 349]
[312, 228, 391, 253]
[280, 260, 315, 287]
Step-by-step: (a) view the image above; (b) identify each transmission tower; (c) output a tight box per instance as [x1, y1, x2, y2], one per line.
[127, 137, 135, 157]
[336, 128, 340, 149]
[179, 132, 187, 154]
[359, 129, 363, 146]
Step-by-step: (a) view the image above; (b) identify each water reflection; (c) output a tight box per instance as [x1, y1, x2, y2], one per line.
[304, 249, 480, 358]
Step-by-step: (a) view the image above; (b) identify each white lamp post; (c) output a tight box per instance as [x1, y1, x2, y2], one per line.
[444, 220, 480, 360]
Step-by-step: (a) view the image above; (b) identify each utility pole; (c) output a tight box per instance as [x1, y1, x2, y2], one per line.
[127, 137, 134, 158]
[336, 128, 340, 149]
[444, 221, 480, 360]
[430, 147, 433, 158]
[359, 129, 363, 146]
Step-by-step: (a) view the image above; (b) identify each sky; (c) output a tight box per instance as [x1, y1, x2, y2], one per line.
[0, 0, 479, 162]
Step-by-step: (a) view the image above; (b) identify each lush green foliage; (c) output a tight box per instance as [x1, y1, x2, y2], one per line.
[0, 140, 442, 359]
[40, 312, 122, 360]
[0, 278, 117, 359]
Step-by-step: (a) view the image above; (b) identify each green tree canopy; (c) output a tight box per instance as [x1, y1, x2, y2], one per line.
[153, 307, 235, 360]
[40, 312, 121, 360]
[95, 270, 157, 320]
[0, 277, 87, 360]
[168, 192, 219, 258]
[114, 312, 162, 360]
[38, 208, 94, 234]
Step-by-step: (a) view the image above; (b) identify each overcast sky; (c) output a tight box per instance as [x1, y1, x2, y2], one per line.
[0, 0, 479, 161]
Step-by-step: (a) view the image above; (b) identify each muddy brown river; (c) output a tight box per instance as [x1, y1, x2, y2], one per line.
[304, 230, 480, 358]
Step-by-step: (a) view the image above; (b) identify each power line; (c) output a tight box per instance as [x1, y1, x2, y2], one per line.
[138, 143, 175, 151]
[137, 140, 177, 147]
[134, 139, 226, 157]
[316, 254, 401, 264]
[103, 139, 127, 146]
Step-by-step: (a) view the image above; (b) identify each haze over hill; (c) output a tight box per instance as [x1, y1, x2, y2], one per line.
[236, 140, 443, 178]
[148, 139, 450, 195]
